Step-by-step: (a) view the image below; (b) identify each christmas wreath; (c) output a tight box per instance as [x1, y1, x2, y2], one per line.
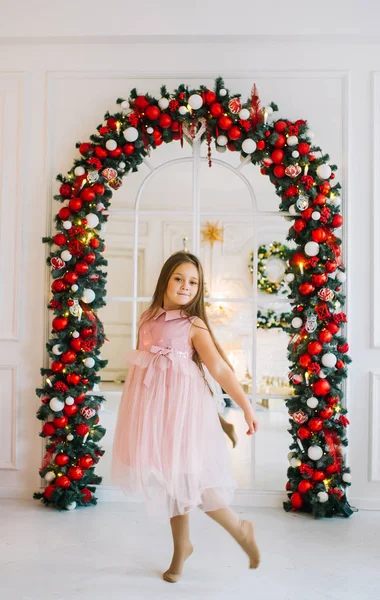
[257, 309, 291, 332]
[34, 77, 352, 518]
[249, 242, 290, 295]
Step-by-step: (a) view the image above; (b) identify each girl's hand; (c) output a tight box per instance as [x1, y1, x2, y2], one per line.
[244, 408, 259, 435]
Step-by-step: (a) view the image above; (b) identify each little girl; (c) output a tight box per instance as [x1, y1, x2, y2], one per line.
[111, 251, 260, 582]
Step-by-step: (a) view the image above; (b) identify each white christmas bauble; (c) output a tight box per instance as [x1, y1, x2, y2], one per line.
[72, 331, 80, 338]
[86, 213, 99, 229]
[285, 273, 295, 283]
[287, 136, 299, 146]
[66, 502, 77, 511]
[265, 106, 273, 114]
[288, 204, 297, 215]
[312, 211, 321, 221]
[336, 271, 347, 283]
[123, 127, 138, 142]
[178, 106, 187, 115]
[242, 138, 257, 154]
[288, 452, 295, 461]
[216, 145, 226, 153]
[292, 150, 300, 158]
[44, 471, 56, 483]
[217, 135, 228, 146]
[219, 88, 227, 97]
[118, 161, 126, 169]
[307, 396, 319, 409]
[50, 397, 65, 412]
[308, 445, 323, 461]
[290, 457, 302, 468]
[188, 94, 203, 110]
[317, 491, 329, 503]
[121, 100, 129, 110]
[321, 353, 337, 368]
[316, 164, 332, 180]
[63, 221, 72, 230]
[52, 344, 63, 356]
[96, 202, 105, 212]
[65, 396, 74, 405]
[60, 250, 72, 262]
[71, 284, 78, 292]
[67, 433, 74, 441]
[342, 473, 352, 483]
[83, 357, 95, 368]
[146, 126, 154, 134]
[239, 108, 250, 120]
[291, 317, 303, 329]
[74, 166, 85, 177]
[304, 241, 320, 256]
[105, 139, 117, 151]
[82, 288, 96, 303]
[158, 97, 169, 110]
[331, 196, 341, 207]
[319, 370, 327, 379]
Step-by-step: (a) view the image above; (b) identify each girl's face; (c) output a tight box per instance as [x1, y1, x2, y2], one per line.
[164, 262, 200, 309]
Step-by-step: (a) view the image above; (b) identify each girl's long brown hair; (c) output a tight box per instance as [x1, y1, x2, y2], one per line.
[141, 251, 233, 382]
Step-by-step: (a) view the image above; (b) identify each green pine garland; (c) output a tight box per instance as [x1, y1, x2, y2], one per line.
[34, 77, 352, 518]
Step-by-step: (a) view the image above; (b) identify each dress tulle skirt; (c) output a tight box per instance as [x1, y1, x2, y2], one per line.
[111, 349, 236, 517]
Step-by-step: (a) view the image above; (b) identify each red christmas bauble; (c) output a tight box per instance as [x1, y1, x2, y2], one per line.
[302, 207, 314, 220]
[298, 426, 311, 440]
[286, 185, 298, 197]
[51, 279, 66, 293]
[94, 146, 108, 159]
[308, 341, 323, 355]
[79, 142, 92, 156]
[325, 260, 337, 273]
[271, 149, 285, 164]
[312, 273, 328, 286]
[81, 377, 89, 385]
[336, 360, 345, 369]
[134, 95, 150, 111]
[56, 475, 71, 488]
[299, 283, 315, 295]
[291, 251, 306, 266]
[61, 350, 77, 364]
[298, 480, 313, 493]
[285, 480, 292, 491]
[274, 120, 287, 133]
[308, 417, 323, 432]
[319, 329, 333, 343]
[227, 142, 236, 151]
[42, 423, 56, 436]
[326, 464, 338, 474]
[159, 114, 172, 129]
[319, 406, 334, 419]
[274, 133, 286, 148]
[44, 484, 55, 499]
[64, 403, 79, 417]
[294, 219, 306, 233]
[53, 234, 67, 246]
[312, 228, 327, 243]
[218, 115, 233, 130]
[298, 142, 310, 156]
[78, 455, 94, 469]
[290, 492, 303, 509]
[90, 238, 100, 249]
[299, 354, 312, 367]
[145, 105, 161, 120]
[81, 188, 96, 203]
[81, 327, 93, 338]
[75, 261, 89, 275]
[99, 126, 109, 136]
[152, 129, 162, 141]
[256, 140, 265, 150]
[319, 181, 331, 195]
[59, 184, 72, 198]
[55, 453, 70, 466]
[66, 373, 81, 385]
[63, 272, 78, 285]
[123, 143, 135, 155]
[68, 466, 84, 481]
[107, 117, 117, 130]
[76, 423, 89, 436]
[313, 194, 327, 206]
[53, 415, 68, 428]
[205, 91, 217, 104]
[210, 102, 223, 117]
[51, 361, 64, 373]
[58, 207, 71, 220]
[81, 487, 92, 502]
[312, 470, 325, 481]
[84, 252, 96, 264]
[52, 317, 68, 331]
[273, 164, 286, 178]
[312, 378, 331, 396]
[228, 126, 242, 140]
[171, 121, 180, 132]
[331, 215, 343, 228]
[74, 392, 86, 404]
[93, 183, 105, 196]
[109, 147, 122, 158]
[326, 322, 340, 335]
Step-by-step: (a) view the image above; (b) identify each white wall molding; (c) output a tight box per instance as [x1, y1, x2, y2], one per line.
[369, 372, 380, 481]
[372, 72, 380, 348]
[0, 365, 18, 469]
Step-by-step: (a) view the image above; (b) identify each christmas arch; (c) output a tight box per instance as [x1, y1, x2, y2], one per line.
[34, 77, 353, 518]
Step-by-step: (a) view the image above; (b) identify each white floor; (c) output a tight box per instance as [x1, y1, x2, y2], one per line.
[1, 499, 379, 600]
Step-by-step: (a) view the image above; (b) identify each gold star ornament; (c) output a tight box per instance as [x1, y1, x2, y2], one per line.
[200, 221, 224, 247]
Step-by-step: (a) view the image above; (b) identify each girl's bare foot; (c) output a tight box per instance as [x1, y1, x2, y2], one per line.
[238, 520, 260, 569]
[162, 542, 194, 583]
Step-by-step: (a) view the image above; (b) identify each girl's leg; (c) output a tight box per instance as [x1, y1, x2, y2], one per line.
[218, 413, 238, 448]
[205, 507, 260, 569]
[163, 514, 194, 583]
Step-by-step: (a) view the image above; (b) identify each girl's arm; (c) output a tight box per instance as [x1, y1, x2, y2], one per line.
[190, 318, 259, 434]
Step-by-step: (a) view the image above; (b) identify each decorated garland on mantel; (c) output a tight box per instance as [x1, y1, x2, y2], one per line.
[34, 77, 352, 518]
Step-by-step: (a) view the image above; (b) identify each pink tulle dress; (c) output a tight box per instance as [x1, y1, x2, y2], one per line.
[111, 307, 236, 517]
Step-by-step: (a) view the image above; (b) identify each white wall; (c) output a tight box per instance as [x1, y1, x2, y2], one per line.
[1, 0, 380, 508]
